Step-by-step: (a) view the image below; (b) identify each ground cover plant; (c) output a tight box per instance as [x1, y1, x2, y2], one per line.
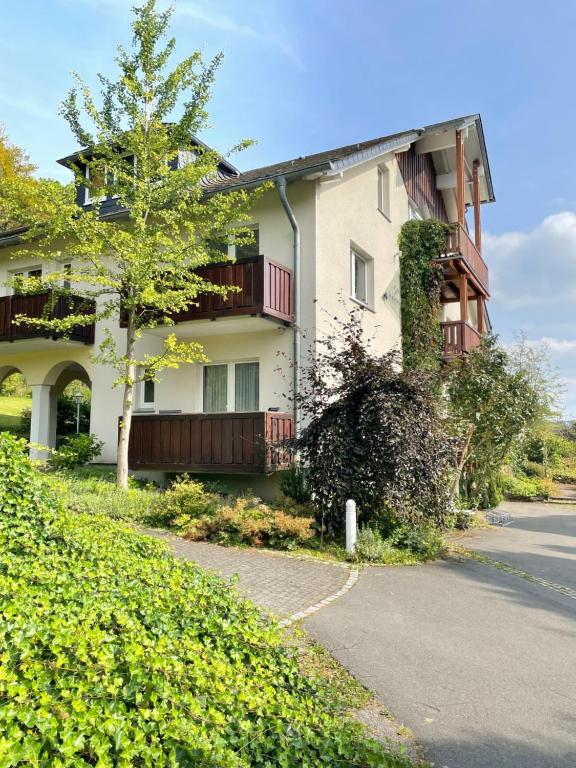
[0, 433, 412, 767]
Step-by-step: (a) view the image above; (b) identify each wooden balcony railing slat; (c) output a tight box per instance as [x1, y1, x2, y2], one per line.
[444, 224, 489, 293]
[441, 320, 482, 357]
[0, 292, 95, 343]
[127, 411, 294, 473]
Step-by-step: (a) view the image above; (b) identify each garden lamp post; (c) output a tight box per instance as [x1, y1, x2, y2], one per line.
[73, 391, 83, 434]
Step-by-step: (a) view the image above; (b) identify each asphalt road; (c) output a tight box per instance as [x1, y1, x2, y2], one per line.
[306, 501, 576, 768]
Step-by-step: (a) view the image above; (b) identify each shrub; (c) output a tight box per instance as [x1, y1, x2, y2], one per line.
[389, 524, 446, 559]
[152, 474, 221, 526]
[353, 527, 396, 563]
[48, 432, 103, 469]
[501, 473, 553, 499]
[0, 437, 407, 767]
[293, 306, 453, 534]
[177, 494, 315, 550]
[278, 462, 311, 504]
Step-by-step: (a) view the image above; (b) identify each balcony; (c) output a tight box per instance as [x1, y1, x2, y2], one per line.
[0, 293, 95, 344]
[441, 320, 482, 358]
[441, 224, 489, 294]
[171, 255, 294, 326]
[128, 411, 294, 474]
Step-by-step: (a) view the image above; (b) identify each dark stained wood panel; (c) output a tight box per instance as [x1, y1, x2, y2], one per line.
[127, 411, 294, 474]
[0, 292, 95, 343]
[396, 146, 448, 222]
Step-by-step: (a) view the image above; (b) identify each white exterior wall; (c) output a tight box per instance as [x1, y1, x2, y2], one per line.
[314, 155, 409, 355]
[0, 159, 412, 467]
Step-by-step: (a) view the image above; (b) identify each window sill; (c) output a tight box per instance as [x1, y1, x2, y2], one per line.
[350, 296, 375, 313]
[134, 407, 155, 414]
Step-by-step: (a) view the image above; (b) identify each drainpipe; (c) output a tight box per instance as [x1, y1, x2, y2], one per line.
[275, 176, 301, 438]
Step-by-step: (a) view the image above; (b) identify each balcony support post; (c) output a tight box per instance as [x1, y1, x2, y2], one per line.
[455, 129, 466, 227]
[472, 159, 482, 254]
[459, 274, 469, 324]
[477, 295, 484, 334]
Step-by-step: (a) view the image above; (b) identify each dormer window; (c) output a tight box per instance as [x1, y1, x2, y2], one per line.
[84, 165, 107, 205]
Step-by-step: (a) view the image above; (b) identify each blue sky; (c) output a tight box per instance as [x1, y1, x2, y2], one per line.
[1, 0, 575, 415]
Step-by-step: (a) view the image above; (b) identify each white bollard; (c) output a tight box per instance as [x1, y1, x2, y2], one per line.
[345, 499, 357, 554]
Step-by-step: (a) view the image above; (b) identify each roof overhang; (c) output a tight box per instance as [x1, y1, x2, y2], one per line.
[414, 115, 495, 205]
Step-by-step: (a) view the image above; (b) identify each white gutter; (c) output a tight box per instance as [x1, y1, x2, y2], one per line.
[275, 176, 301, 438]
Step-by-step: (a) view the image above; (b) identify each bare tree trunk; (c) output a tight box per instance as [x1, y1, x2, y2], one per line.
[450, 422, 476, 503]
[116, 314, 136, 490]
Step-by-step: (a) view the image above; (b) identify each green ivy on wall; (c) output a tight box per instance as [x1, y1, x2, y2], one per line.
[398, 219, 451, 372]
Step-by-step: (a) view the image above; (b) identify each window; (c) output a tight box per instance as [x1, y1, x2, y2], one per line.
[84, 165, 107, 205]
[63, 263, 72, 291]
[377, 166, 390, 219]
[203, 361, 259, 413]
[137, 367, 155, 409]
[10, 267, 42, 294]
[351, 249, 369, 306]
[409, 203, 422, 220]
[236, 228, 260, 259]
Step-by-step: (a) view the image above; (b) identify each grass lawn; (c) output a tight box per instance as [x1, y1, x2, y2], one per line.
[0, 395, 30, 436]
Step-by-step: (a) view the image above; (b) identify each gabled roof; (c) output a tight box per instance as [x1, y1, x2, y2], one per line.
[202, 129, 420, 193]
[202, 114, 495, 204]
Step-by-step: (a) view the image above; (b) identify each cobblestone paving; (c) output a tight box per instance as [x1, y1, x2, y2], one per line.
[141, 528, 354, 618]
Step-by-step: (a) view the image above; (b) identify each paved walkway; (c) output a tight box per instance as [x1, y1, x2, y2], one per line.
[141, 527, 354, 619]
[306, 501, 576, 768]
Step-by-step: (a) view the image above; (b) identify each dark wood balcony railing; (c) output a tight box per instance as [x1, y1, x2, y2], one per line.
[441, 320, 482, 358]
[171, 255, 294, 325]
[128, 411, 294, 474]
[443, 224, 489, 293]
[0, 293, 95, 344]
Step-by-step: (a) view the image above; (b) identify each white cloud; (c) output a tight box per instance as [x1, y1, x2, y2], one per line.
[484, 212, 576, 306]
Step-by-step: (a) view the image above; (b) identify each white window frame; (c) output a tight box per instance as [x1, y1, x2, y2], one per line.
[136, 367, 156, 411]
[377, 165, 391, 220]
[203, 360, 259, 413]
[350, 247, 373, 310]
[84, 164, 109, 205]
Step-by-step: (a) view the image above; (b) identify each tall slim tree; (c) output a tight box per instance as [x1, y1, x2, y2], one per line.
[0, 1, 260, 487]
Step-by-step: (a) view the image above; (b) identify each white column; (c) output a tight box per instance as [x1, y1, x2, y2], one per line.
[29, 384, 53, 462]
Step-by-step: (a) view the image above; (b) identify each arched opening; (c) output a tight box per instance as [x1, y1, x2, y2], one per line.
[42, 361, 92, 448]
[0, 366, 31, 439]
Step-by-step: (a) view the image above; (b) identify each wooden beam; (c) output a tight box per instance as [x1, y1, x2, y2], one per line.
[455, 129, 466, 226]
[459, 273, 469, 323]
[477, 295, 484, 334]
[472, 159, 482, 254]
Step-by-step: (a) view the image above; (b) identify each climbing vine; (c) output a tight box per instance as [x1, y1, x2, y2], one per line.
[398, 219, 451, 372]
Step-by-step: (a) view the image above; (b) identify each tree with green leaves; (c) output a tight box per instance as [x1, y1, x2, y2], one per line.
[0, 126, 39, 231]
[445, 335, 550, 507]
[0, 0, 260, 487]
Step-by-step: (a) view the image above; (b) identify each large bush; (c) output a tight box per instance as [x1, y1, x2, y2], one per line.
[293, 308, 453, 534]
[159, 476, 314, 550]
[0, 434, 406, 766]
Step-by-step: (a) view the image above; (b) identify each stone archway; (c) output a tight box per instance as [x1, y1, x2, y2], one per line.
[29, 360, 92, 459]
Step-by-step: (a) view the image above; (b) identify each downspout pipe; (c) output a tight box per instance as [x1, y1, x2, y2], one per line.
[275, 176, 301, 439]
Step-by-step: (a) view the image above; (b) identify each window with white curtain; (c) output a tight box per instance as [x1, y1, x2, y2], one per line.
[203, 361, 259, 413]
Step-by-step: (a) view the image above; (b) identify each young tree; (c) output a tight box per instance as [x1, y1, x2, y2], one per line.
[445, 335, 548, 507]
[293, 307, 453, 534]
[0, 1, 260, 487]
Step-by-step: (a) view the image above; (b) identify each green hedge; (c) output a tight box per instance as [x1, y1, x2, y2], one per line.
[0, 434, 407, 767]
